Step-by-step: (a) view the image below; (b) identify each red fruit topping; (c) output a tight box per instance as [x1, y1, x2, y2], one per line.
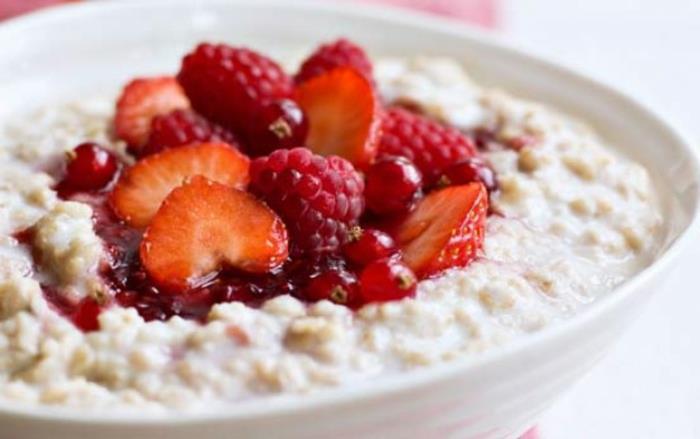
[304, 269, 360, 306]
[61, 142, 119, 191]
[140, 176, 288, 292]
[72, 297, 101, 332]
[343, 227, 397, 267]
[365, 156, 423, 215]
[249, 147, 364, 256]
[295, 67, 381, 169]
[142, 109, 238, 157]
[378, 107, 478, 185]
[110, 143, 250, 228]
[105, 240, 351, 321]
[177, 43, 293, 137]
[507, 134, 537, 151]
[359, 258, 417, 303]
[244, 98, 309, 156]
[394, 183, 488, 278]
[295, 38, 373, 84]
[115, 76, 190, 149]
[439, 157, 498, 194]
[227, 325, 250, 345]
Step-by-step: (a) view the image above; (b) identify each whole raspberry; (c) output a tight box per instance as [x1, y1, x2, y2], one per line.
[295, 38, 373, 84]
[142, 109, 238, 157]
[177, 43, 293, 137]
[250, 147, 365, 256]
[378, 108, 478, 185]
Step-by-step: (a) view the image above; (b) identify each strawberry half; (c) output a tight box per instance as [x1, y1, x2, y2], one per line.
[295, 67, 381, 169]
[115, 76, 190, 150]
[140, 176, 288, 292]
[110, 143, 249, 228]
[393, 183, 488, 278]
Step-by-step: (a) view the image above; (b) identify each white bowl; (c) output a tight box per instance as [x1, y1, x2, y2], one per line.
[0, 1, 698, 438]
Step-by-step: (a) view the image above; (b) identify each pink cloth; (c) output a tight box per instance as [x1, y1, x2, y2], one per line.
[351, 0, 499, 27]
[1, 0, 499, 27]
[0, 0, 77, 20]
[520, 427, 540, 439]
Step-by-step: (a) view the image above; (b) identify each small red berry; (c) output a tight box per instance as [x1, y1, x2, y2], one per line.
[365, 156, 423, 215]
[72, 297, 101, 331]
[359, 258, 417, 303]
[62, 142, 119, 191]
[343, 227, 397, 267]
[245, 99, 309, 156]
[304, 269, 360, 307]
[440, 157, 498, 194]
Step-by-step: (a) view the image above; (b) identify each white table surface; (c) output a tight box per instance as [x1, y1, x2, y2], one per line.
[501, 1, 700, 437]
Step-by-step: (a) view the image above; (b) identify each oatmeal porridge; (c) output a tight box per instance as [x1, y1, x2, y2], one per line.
[0, 40, 660, 411]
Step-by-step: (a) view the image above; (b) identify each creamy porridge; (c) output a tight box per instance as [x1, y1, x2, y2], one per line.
[0, 42, 660, 411]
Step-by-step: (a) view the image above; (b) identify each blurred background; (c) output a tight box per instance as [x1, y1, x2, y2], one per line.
[1, 0, 698, 437]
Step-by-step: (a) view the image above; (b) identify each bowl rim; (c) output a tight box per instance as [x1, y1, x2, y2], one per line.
[1, 0, 699, 425]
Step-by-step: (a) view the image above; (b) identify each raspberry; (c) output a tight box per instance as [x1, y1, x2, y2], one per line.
[177, 43, 293, 137]
[295, 38, 373, 84]
[250, 147, 365, 256]
[142, 109, 238, 157]
[378, 108, 478, 185]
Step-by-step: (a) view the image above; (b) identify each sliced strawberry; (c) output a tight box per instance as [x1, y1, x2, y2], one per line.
[140, 176, 288, 292]
[114, 76, 190, 150]
[295, 67, 381, 169]
[110, 143, 249, 228]
[393, 183, 488, 278]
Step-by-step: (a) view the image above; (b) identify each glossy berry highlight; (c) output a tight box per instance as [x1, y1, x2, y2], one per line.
[439, 157, 498, 194]
[365, 156, 423, 215]
[62, 142, 119, 191]
[245, 99, 308, 156]
[304, 269, 360, 306]
[359, 258, 417, 303]
[342, 227, 397, 267]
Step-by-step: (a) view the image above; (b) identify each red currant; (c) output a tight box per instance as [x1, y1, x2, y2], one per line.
[440, 157, 498, 193]
[343, 227, 397, 267]
[62, 142, 119, 191]
[246, 99, 309, 156]
[72, 297, 101, 331]
[304, 269, 360, 307]
[365, 156, 422, 215]
[359, 258, 417, 303]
